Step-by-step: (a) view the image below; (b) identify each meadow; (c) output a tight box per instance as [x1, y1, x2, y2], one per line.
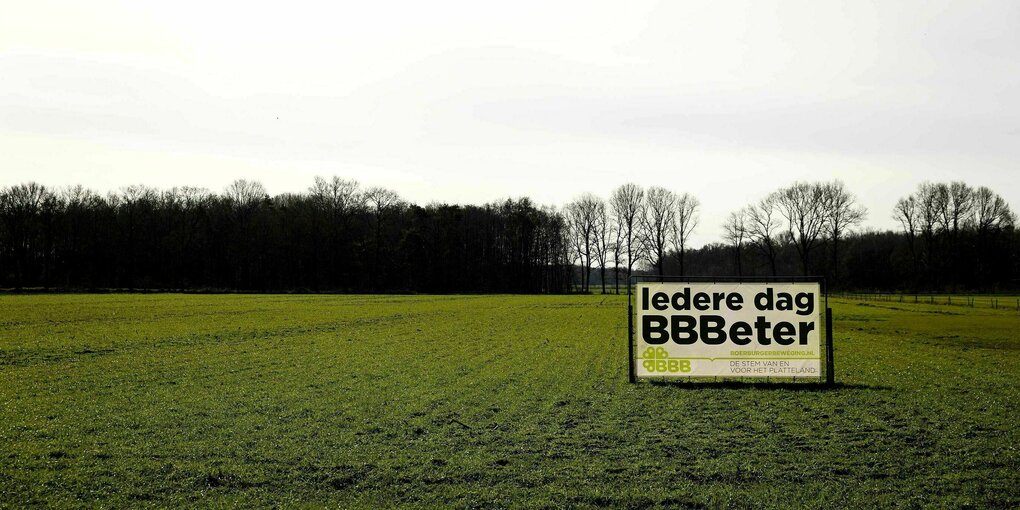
[1, 293, 1018, 508]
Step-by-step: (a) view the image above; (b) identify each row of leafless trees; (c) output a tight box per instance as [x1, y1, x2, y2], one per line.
[722, 181, 867, 281]
[893, 181, 1015, 288]
[564, 185, 700, 293]
[562, 181, 869, 293]
[1, 177, 1016, 292]
[678, 180, 1014, 291]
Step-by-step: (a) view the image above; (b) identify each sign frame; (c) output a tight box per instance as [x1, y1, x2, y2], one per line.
[627, 275, 833, 385]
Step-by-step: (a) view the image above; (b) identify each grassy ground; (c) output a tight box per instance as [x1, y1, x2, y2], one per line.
[835, 292, 1020, 312]
[1, 294, 1018, 508]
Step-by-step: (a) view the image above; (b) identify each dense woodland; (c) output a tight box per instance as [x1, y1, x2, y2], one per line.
[0, 179, 571, 293]
[0, 178, 1016, 293]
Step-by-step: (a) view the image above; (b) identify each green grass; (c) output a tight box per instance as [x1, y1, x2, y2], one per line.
[1, 294, 1018, 508]
[836, 292, 1020, 312]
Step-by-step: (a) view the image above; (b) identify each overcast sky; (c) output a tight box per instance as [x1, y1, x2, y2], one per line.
[2, 0, 1018, 245]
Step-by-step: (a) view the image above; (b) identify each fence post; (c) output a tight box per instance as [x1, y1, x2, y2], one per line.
[627, 283, 635, 383]
[825, 307, 835, 386]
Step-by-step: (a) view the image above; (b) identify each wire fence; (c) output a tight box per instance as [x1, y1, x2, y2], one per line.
[833, 292, 1020, 312]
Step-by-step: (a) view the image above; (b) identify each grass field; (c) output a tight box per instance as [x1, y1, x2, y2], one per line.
[1, 294, 1019, 508]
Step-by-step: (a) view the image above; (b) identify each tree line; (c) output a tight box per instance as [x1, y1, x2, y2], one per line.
[685, 181, 1017, 292]
[0, 179, 571, 292]
[0, 178, 1015, 293]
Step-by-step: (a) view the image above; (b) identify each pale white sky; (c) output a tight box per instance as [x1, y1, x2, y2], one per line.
[2, 0, 1018, 246]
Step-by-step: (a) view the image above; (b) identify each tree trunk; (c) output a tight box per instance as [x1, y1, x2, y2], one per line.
[831, 234, 839, 288]
[679, 245, 685, 277]
[734, 245, 742, 276]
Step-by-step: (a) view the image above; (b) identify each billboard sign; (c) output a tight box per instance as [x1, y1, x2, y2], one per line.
[633, 281, 823, 379]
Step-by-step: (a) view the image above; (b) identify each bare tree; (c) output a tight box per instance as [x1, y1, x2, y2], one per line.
[972, 186, 1015, 285]
[3, 183, 50, 213]
[640, 186, 677, 278]
[364, 187, 401, 218]
[893, 195, 920, 278]
[310, 176, 362, 217]
[309, 176, 364, 284]
[178, 186, 212, 208]
[610, 211, 623, 294]
[223, 179, 267, 212]
[671, 193, 700, 277]
[723, 209, 747, 276]
[821, 181, 866, 285]
[775, 182, 827, 276]
[746, 197, 781, 276]
[943, 181, 974, 236]
[0, 183, 53, 287]
[917, 182, 945, 232]
[609, 183, 644, 292]
[110, 185, 161, 288]
[565, 194, 600, 292]
[61, 185, 101, 209]
[564, 208, 585, 291]
[364, 186, 402, 287]
[901, 180, 985, 285]
[915, 182, 943, 272]
[973, 186, 1014, 234]
[591, 198, 611, 294]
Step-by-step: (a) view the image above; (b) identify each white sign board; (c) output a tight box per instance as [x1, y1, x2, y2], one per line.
[635, 282, 822, 379]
